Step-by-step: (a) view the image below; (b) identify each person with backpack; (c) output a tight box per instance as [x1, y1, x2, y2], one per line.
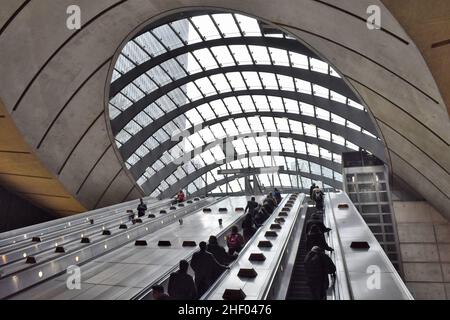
[176, 190, 186, 203]
[306, 213, 332, 235]
[137, 198, 147, 218]
[304, 246, 336, 300]
[313, 187, 325, 210]
[168, 260, 197, 300]
[226, 226, 245, 255]
[306, 224, 334, 252]
[254, 207, 266, 228]
[273, 188, 282, 205]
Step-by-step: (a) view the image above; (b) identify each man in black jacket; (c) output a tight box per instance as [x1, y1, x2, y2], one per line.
[190, 242, 229, 298]
[306, 225, 334, 252]
[168, 260, 197, 300]
[137, 198, 147, 217]
[304, 246, 336, 300]
[306, 213, 332, 235]
[245, 197, 259, 217]
[309, 183, 316, 201]
[207, 236, 234, 266]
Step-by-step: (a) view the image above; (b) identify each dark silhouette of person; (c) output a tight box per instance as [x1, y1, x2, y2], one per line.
[152, 285, 170, 300]
[254, 206, 269, 227]
[304, 246, 336, 300]
[207, 236, 234, 266]
[190, 241, 229, 298]
[245, 197, 259, 217]
[137, 198, 147, 218]
[309, 183, 316, 200]
[226, 226, 245, 255]
[168, 260, 197, 300]
[306, 225, 334, 252]
[241, 213, 256, 242]
[273, 188, 282, 205]
[306, 213, 332, 235]
[313, 187, 325, 210]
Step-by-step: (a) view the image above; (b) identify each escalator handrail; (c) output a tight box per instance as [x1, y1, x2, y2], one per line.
[259, 195, 306, 300]
[324, 193, 352, 300]
[331, 192, 414, 300]
[131, 196, 232, 300]
[200, 195, 292, 300]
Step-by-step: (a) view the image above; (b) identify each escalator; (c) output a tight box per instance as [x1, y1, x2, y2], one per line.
[285, 205, 316, 300]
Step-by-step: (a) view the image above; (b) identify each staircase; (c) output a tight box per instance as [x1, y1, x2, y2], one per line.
[286, 204, 316, 300]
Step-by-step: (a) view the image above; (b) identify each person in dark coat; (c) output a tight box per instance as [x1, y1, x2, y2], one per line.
[152, 285, 170, 300]
[245, 197, 259, 217]
[304, 246, 336, 300]
[207, 236, 234, 266]
[242, 213, 257, 242]
[306, 213, 332, 235]
[306, 225, 334, 252]
[137, 198, 147, 217]
[190, 241, 229, 298]
[273, 188, 282, 205]
[309, 183, 316, 201]
[254, 207, 270, 227]
[312, 187, 325, 210]
[168, 260, 197, 300]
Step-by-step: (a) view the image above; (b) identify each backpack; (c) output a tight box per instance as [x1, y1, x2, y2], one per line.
[314, 191, 323, 202]
[227, 234, 241, 249]
[305, 252, 324, 277]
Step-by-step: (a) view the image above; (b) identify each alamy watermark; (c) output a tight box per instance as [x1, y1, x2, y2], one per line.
[66, 265, 81, 290]
[366, 265, 381, 290]
[367, 5, 381, 30]
[66, 5, 81, 30]
[170, 122, 281, 169]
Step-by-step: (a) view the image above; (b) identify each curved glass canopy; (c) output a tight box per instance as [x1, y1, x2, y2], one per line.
[108, 11, 384, 197]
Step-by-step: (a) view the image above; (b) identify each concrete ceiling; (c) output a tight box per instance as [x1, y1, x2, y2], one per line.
[382, 0, 450, 116]
[0, 0, 448, 220]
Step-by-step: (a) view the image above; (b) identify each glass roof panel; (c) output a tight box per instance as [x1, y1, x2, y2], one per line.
[122, 41, 150, 65]
[290, 52, 309, 69]
[147, 66, 172, 86]
[253, 95, 270, 111]
[260, 72, 278, 90]
[210, 100, 229, 117]
[223, 97, 241, 114]
[225, 72, 246, 90]
[152, 24, 184, 50]
[108, 12, 385, 196]
[268, 96, 284, 112]
[229, 45, 252, 64]
[195, 77, 217, 96]
[242, 72, 262, 89]
[192, 48, 218, 70]
[249, 46, 271, 65]
[191, 15, 222, 41]
[269, 47, 290, 66]
[310, 58, 329, 74]
[238, 96, 256, 112]
[197, 104, 216, 121]
[210, 46, 235, 67]
[115, 55, 135, 74]
[212, 13, 240, 38]
[235, 14, 261, 36]
[134, 32, 166, 57]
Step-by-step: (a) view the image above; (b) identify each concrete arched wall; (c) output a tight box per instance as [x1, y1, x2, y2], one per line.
[0, 0, 448, 219]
